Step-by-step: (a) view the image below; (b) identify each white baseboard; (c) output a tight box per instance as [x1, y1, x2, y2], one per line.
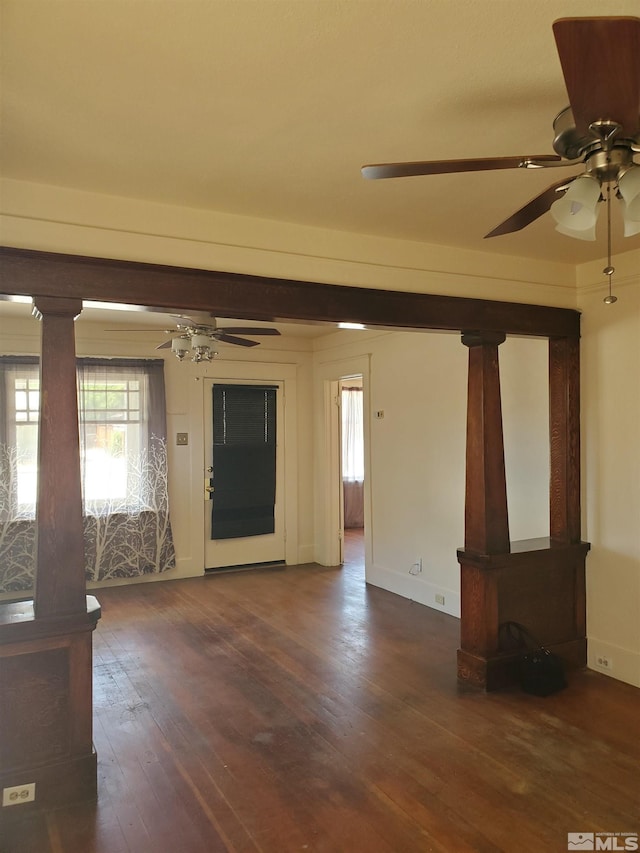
[366, 562, 460, 618]
[587, 637, 640, 688]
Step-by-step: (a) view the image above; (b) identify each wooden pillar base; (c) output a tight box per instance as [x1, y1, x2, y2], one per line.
[0, 750, 97, 821]
[0, 596, 101, 817]
[457, 538, 589, 690]
[457, 639, 587, 691]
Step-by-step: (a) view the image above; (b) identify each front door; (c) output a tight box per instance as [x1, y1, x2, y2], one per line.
[204, 379, 285, 569]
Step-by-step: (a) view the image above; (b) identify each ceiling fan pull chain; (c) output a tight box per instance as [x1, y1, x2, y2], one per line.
[603, 181, 617, 305]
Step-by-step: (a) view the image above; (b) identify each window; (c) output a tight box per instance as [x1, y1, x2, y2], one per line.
[78, 370, 145, 507]
[1, 358, 163, 513]
[10, 367, 40, 509]
[0, 357, 176, 591]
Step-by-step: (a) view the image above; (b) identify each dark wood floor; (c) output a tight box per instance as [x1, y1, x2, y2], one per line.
[3, 533, 639, 853]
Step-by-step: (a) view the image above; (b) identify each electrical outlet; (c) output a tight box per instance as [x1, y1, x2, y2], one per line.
[435, 593, 445, 606]
[3, 783, 36, 807]
[595, 654, 613, 671]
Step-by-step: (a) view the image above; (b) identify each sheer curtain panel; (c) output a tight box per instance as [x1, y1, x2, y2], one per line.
[341, 385, 364, 529]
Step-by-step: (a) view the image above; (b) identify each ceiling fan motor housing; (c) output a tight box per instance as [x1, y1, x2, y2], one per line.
[553, 107, 639, 169]
[584, 147, 637, 186]
[552, 107, 597, 160]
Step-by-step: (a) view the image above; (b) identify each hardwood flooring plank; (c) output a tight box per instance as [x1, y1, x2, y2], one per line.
[4, 546, 638, 852]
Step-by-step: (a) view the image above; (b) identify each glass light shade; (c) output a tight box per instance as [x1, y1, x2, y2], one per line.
[550, 175, 601, 236]
[555, 221, 597, 241]
[619, 166, 640, 234]
[171, 337, 189, 359]
[622, 205, 640, 236]
[190, 334, 212, 349]
[619, 166, 640, 215]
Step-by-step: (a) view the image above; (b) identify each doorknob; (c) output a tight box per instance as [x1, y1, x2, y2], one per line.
[205, 486, 215, 493]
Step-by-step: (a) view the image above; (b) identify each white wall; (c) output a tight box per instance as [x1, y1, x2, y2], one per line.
[578, 253, 640, 687]
[312, 329, 550, 618]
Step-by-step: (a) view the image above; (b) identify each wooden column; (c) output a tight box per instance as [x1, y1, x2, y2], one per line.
[461, 330, 510, 555]
[549, 336, 581, 544]
[0, 296, 100, 820]
[548, 335, 587, 659]
[33, 296, 86, 616]
[457, 331, 509, 688]
[457, 331, 588, 690]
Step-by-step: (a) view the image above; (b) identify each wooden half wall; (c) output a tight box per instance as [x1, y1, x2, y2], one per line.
[0, 246, 587, 809]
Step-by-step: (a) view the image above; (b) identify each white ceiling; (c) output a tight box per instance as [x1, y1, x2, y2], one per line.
[1, 0, 639, 267]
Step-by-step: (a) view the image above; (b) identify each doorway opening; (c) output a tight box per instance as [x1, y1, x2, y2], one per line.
[340, 376, 365, 578]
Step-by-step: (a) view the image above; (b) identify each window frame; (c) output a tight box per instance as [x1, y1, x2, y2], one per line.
[1, 356, 165, 517]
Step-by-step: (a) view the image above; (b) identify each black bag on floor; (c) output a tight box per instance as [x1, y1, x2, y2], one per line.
[499, 621, 567, 697]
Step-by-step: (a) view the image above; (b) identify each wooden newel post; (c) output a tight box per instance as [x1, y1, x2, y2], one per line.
[461, 331, 510, 555]
[33, 296, 86, 617]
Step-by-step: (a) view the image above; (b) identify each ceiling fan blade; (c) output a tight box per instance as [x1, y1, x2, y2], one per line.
[155, 340, 173, 349]
[104, 328, 169, 332]
[215, 333, 260, 347]
[361, 155, 562, 180]
[484, 177, 576, 239]
[553, 17, 640, 138]
[219, 326, 280, 336]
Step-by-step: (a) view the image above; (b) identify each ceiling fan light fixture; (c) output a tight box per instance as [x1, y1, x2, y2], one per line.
[190, 333, 217, 362]
[171, 337, 190, 360]
[550, 175, 601, 236]
[192, 348, 215, 363]
[619, 165, 640, 223]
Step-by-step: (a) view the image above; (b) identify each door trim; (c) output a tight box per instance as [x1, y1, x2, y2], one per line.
[190, 360, 299, 570]
[204, 379, 284, 567]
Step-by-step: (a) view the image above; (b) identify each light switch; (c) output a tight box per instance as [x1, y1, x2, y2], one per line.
[176, 432, 189, 446]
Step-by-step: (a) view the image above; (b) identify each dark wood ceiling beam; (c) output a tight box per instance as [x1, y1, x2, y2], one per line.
[0, 247, 580, 338]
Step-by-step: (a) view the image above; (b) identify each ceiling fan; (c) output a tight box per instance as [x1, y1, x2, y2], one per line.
[362, 17, 640, 244]
[107, 316, 281, 362]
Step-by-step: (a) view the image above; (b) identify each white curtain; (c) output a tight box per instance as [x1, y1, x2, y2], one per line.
[341, 386, 364, 528]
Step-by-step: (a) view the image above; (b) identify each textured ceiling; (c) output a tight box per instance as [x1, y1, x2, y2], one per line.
[1, 0, 639, 265]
